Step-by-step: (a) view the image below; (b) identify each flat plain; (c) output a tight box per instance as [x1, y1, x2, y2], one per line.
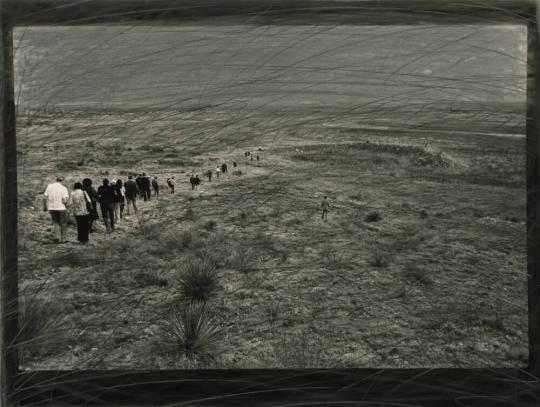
[13, 24, 528, 369]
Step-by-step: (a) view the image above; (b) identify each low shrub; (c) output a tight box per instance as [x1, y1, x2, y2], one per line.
[134, 270, 168, 288]
[16, 294, 64, 363]
[364, 211, 382, 223]
[226, 246, 256, 273]
[159, 301, 224, 364]
[369, 250, 388, 268]
[232, 170, 242, 176]
[176, 257, 219, 301]
[403, 265, 433, 286]
[202, 220, 217, 231]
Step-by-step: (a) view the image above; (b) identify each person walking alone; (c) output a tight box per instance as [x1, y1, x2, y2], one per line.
[69, 182, 91, 244]
[43, 176, 70, 243]
[321, 196, 330, 221]
[167, 177, 176, 193]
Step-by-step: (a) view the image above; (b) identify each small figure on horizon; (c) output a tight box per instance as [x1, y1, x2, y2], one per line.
[167, 177, 176, 193]
[206, 170, 212, 182]
[190, 173, 196, 190]
[233, 161, 237, 168]
[43, 176, 69, 244]
[216, 166, 221, 178]
[221, 163, 228, 174]
[256, 154, 260, 161]
[152, 176, 159, 197]
[194, 174, 201, 191]
[321, 196, 330, 221]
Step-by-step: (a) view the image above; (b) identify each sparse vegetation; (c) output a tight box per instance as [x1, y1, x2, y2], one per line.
[160, 301, 224, 364]
[176, 257, 219, 301]
[369, 249, 388, 268]
[364, 211, 382, 223]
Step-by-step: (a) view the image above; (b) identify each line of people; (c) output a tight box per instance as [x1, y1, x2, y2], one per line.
[43, 173, 169, 244]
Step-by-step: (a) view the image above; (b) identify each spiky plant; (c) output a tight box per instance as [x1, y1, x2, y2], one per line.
[176, 257, 219, 301]
[161, 301, 224, 364]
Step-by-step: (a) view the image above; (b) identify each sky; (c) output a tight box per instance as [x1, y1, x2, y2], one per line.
[13, 24, 526, 111]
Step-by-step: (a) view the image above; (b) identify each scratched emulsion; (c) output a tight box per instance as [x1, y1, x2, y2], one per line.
[13, 24, 527, 369]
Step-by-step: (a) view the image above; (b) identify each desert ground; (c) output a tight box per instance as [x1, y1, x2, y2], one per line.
[15, 103, 527, 370]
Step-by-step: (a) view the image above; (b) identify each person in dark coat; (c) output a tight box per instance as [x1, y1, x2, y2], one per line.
[221, 163, 228, 174]
[141, 173, 151, 201]
[124, 175, 139, 215]
[206, 170, 212, 182]
[97, 178, 117, 233]
[82, 178, 99, 232]
[189, 174, 196, 190]
[194, 175, 201, 191]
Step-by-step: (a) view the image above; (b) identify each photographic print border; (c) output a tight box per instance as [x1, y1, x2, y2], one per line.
[1, 1, 539, 405]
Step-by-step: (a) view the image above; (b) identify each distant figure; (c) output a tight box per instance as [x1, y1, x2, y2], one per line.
[43, 176, 69, 243]
[256, 154, 260, 161]
[69, 182, 91, 244]
[97, 178, 117, 233]
[206, 170, 212, 182]
[82, 178, 99, 232]
[194, 175, 201, 191]
[141, 173, 151, 201]
[250, 155, 254, 161]
[233, 161, 237, 168]
[167, 177, 176, 193]
[114, 179, 126, 220]
[124, 175, 139, 215]
[216, 166, 221, 178]
[321, 196, 330, 221]
[189, 174, 196, 190]
[221, 163, 228, 174]
[152, 177, 159, 196]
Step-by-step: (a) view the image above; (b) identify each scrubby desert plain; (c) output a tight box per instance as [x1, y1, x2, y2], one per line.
[12, 24, 528, 369]
[15, 102, 527, 370]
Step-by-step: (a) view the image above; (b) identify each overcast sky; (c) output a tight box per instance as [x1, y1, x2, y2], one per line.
[13, 24, 526, 111]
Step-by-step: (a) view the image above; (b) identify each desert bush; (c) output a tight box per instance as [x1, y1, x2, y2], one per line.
[226, 246, 256, 273]
[176, 257, 219, 301]
[232, 170, 242, 176]
[264, 299, 281, 323]
[56, 160, 79, 171]
[419, 209, 429, 219]
[184, 207, 197, 221]
[160, 301, 224, 364]
[369, 250, 388, 268]
[364, 211, 382, 223]
[273, 329, 328, 368]
[403, 265, 433, 286]
[134, 269, 168, 288]
[16, 294, 64, 363]
[202, 220, 217, 231]
[320, 245, 347, 269]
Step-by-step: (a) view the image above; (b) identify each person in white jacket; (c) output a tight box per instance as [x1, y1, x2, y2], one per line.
[43, 176, 69, 243]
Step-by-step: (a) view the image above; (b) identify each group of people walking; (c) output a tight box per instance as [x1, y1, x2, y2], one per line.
[43, 173, 168, 244]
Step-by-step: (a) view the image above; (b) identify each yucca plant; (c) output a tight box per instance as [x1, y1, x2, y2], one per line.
[161, 301, 224, 364]
[15, 294, 63, 363]
[176, 257, 219, 301]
